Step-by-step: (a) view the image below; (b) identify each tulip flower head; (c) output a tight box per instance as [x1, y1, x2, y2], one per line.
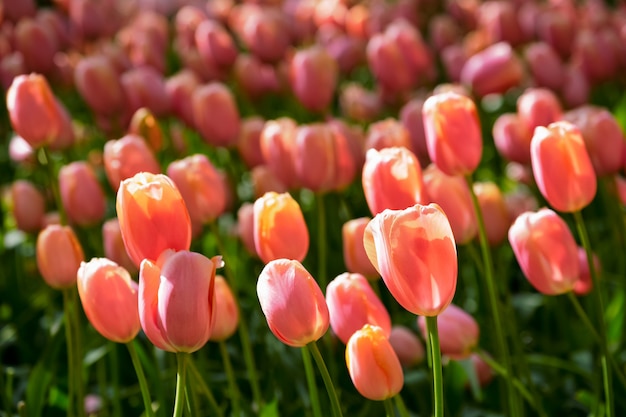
[342, 217, 379, 278]
[36, 225, 85, 289]
[418, 303, 479, 359]
[364, 203, 457, 316]
[388, 325, 425, 367]
[209, 275, 239, 342]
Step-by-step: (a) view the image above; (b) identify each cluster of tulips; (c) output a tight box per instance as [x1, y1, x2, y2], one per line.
[3, 0, 626, 416]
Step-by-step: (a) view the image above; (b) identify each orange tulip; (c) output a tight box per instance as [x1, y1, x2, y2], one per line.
[209, 275, 239, 342]
[364, 203, 457, 316]
[530, 121, 597, 212]
[36, 225, 85, 289]
[342, 217, 379, 278]
[345, 324, 404, 401]
[116, 172, 192, 267]
[253, 192, 309, 263]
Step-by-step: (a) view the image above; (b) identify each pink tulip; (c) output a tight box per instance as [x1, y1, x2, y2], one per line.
[492, 113, 532, 164]
[165, 69, 202, 128]
[418, 303, 479, 359]
[473, 181, 510, 246]
[195, 19, 237, 69]
[36, 225, 85, 289]
[574, 247, 599, 296]
[237, 117, 266, 169]
[290, 45, 338, 113]
[209, 276, 239, 341]
[364, 118, 411, 152]
[74, 55, 124, 116]
[524, 42, 564, 91]
[103, 134, 161, 192]
[11, 179, 45, 233]
[342, 217, 378, 279]
[260, 118, 299, 189]
[516, 88, 563, 141]
[102, 218, 137, 274]
[192, 82, 241, 148]
[388, 325, 424, 367]
[59, 162, 106, 226]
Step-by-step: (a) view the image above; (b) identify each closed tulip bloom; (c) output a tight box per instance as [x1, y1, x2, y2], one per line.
[253, 192, 309, 263]
[74, 55, 124, 116]
[103, 134, 161, 192]
[234, 6, 290, 63]
[516, 88, 562, 140]
[128, 108, 164, 152]
[102, 218, 137, 274]
[209, 276, 239, 341]
[257, 259, 329, 347]
[251, 165, 288, 199]
[364, 203, 457, 316]
[237, 203, 258, 257]
[524, 42, 564, 91]
[237, 116, 266, 169]
[473, 181, 510, 246]
[531, 121, 597, 212]
[14, 18, 58, 74]
[492, 113, 532, 164]
[508, 208, 579, 295]
[140, 250, 219, 352]
[120, 67, 170, 118]
[388, 325, 424, 367]
[340, 83, 382, 123]
[362, 147, 426, 216]
[167, 154, 227, 226]
[36, 225, 85, 289]
[342, 217, 378, 278]
[469, 353, 495, 387]
[364, 118, 411, 152]
[77, 258, 140, 343]
[418, 304, 478, 359]
[345, 324, 404, 401]
[195, 19, 237, 69]
[116, 173, 192, 267]
[11, 179, 45, 233]
[326, 273, 391, 344]
[165, 69, 202, 128]
[260, 118, 300, 189]
[422, 91, 482, 176]
[6, 73, 63, 148]
[290, 45, 338, 113]
[234, 53, 281, 99]
[561, 64, 590, 109]
[400, 98, 429, 163]
[192, 82, 241, 148]
[59, 162, 106, 226]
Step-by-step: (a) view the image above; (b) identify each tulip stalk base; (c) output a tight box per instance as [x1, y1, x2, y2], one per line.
[62, 288, 84, 417]
[173, 353, 188, 417]
[383, 398, 395, 417]
[219, 341, 242, 417]
[307, 342, 343, 417]
[187, 358, 224, 417]
[426, 316, 443, 417]
[126, 341, 155, 417]
[301, 346, 322, 417]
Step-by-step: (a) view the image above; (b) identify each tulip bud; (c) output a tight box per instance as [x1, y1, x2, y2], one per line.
[237, 117, 266, 169]
[237, 203, 257, 257]
[209, 276, 239, 341]
[128, 108, 164, 152]
[364, 118, 411, 152]
[422, 91, 482, 176]
[508, 208, 579, 295]
[524, 42, 564, 91]
[58, 161, 106, 227]
[326, 273, 391, 344]
[503, 186, 539, 224]
[103, 134, 161, 192]
[459, 42, 524, 97]
[195, 19, 237, 69]
[120, 67, 170, 119]
[473, 181, 510, 246]
[77, 258, 140, 343]
[102, 218, 137, 274]
[165, 69, 202, 128]
[418, 304, 479, 359]
[340, 83, 381, 123]
[74, 55, 124, 116]
[516, 88, 563, 140]
[477, 1, 523, 46]
[492, 113, 532, 164]
[342, 217, 378, 278]
[140, 250, 219, 352]
[388, 325, 424, 367]
[116, 173, 192, 267]
[531, 121, 597, 212]
[290, 45, 338, 113]
[364, 203, 457, 316]
[233, 53, 281, 99]
[574, 247, 599, 296]
[257, 259, 329, 347]
[233, 6, 290, 63]
[561, 64, 590, 109]
[251, 165, 288, 199]
[192, 82, 240, 148]
[11, 179, 46, 233]
[253, 192, 309, 263]
[362, 147, 426, 216]
[429, 14, 462, 52]
[345, 324, 404, 401]
[14, 18, 58, 74]
[400, 98, 429, 164]
[260, 118, 299, 189]
[36, 225, 85, 289]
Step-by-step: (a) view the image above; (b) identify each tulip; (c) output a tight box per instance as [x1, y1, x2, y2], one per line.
[574, 247, 599, 296]
[36, 225, 85, 289]
[116, 172, 192, 267]
[128, 108, 164, 152]
[364, 118, 411, 152]
[362, 147, 426, 216]
[561, 64, 590, 109]
[524, 42, 564, 91]
[167, 154, 227, 226]
[259, 118, 299, 189]
[103, 134, 161, 192]
[364, 203, 457, 316]
[340, 83, 382, 123]
[422, 91, 482, 177]
[59, 162, 106, 226]
[508, 208, 579, 295]
[477, 1, 523, 46]
[74, 55, 124, 116]
[326, 273, 391, 344]
[516, 88, 562, 141]
[469, 353, 495, 387]
[388, 325, 424, 367]
[139, 250, 219, 352]
[237, 116, 266, 169]
[257, 259, 329, 347]
[399, 97, 429, 164]
[165, 69, 202, 128]
[209, 276, 239, 341]
[345, 324, 404, 401]
[473, 181, 510, 246]
[503, 186, 539, 224]
[6, 73, 63, 148]
[530, 121, 597, 213]
[14, 18, 58, 74]
[237, 203, 257, 257]
[342, 217, 378, 278]
[195, 19, 237, 69]
[290, 45, 338, 113]
[233, 53, 281, 99]
[8, 135, 36, 166]
[102, 218, 137, 274]
[11, 179, 45, 233]
[120, 67, 170, 119]
[192, 82, 241, 148]
[77, 258, 140, 343]
[251, 165, 288, 199]
[429, 15, 461, 52]
[418, 304, 479, 359]
[492, 113, 532, 164]
[233, 6, 290, 63]
[253, 192, 309, 263]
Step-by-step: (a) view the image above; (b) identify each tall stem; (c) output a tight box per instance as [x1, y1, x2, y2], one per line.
[186, 358, 224, 417]
[301, 347, 322, 417]
[307, 342, 343, 417]
[426, 316, 443, 417]
[393, 395, 411, 417]
[69, 290, 84, 417]
[40, 147, 67, 225]
[316, 193, 327, 289]
[383, 398, 395, 417]
[126, 341, 155, 417]
[219, 341, 241, 417]
[173, 353, 188, 417]
[465, 176, 519, 416]
[110, 343, 122, 417]
[572, 210, 614, 416]
[62, 289, 76, 417]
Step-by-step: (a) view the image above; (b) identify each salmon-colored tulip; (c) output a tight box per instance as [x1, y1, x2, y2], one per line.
[103, 134, 161, 192]
[326, 273, 391, 344]
[388, 325, 424, 367]
[192, 82, 241, 148]
[209, 276, 239, 341]
[473, 181, 510, 246]
[36, 225, 85, 289]
[237, 203, 257, 257]
[260, 118, 299, 189]
[492, 112, 532, 164]
[237, 116, 266, 169]
[342, 217, 378, 278]
[364, 118, 411, 152]
[116, 172, 192, 267]
[574, 247, 599, 296]
[74, 55, 124, 116]
[364, 203, 457, 316]
[290, 45, 338, 113]
[257, 259, 329, 347]
[128, 108, 164, 152]
[508, 208, 579, 295]
[253, 192, 309, 263]
[517, 88, 562, 141]
[11, 179, 45, 233]
[530, 121, 597, 212]
[345, 324, 404, 401]
[59, 161, 106, 226]
[422, 91, 482, 176]
[77, 258, 140, 343]
[102, 218, 137, 274]
[418, 303, 478, 359]
[362, 147, 426, 216]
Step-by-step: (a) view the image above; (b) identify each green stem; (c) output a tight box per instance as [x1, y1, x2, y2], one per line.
[173, 353, 188, 417]
[426, 316, 443, 417]
[573, 210, 614, 417]
[70, 289, 85, 417]
[393, 395, 411, 417]
[383, 398, 395, 417]
[62, 289, 76, 417]
[219, 341, 241, 417]
[316, 193, 327, 289]
[110, 343, 122, 417]
[40, 147, 67, 225]
[301, 346, 322, 417]
[186, 358, 224, 417]
[307, 342, 343, 417]
[466, 176, 519, 416]
[126, 341, 155, 417]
